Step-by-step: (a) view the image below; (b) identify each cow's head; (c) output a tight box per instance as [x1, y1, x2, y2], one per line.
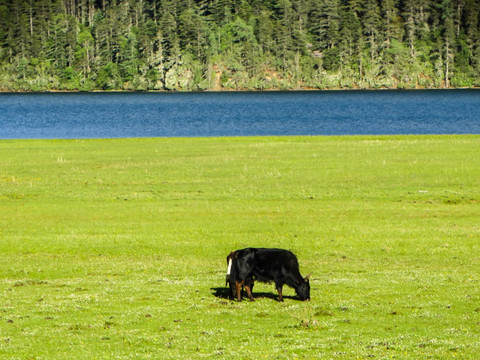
[296, 273, 311, 301]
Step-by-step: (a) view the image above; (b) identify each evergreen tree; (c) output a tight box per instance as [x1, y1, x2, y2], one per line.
[273, 0, 295, 69]
[440, 0, 455, 87]
[309, 0, 340, 51]
[75, 24, 94, 76]
[380, 0, 402, 49]
[464, 0, 480, 79]
[362, 0, 381, 61]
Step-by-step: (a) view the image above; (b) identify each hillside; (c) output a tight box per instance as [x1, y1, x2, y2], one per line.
[1, 0, 479, 91]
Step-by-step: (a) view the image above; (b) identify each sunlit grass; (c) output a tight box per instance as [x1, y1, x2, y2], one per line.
[1, 135, 479, 358]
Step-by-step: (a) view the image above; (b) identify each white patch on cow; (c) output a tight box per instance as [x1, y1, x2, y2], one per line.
[227, 258, 232, 275]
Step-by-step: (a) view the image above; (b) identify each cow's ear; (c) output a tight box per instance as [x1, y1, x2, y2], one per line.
[304, 273, 312, 282]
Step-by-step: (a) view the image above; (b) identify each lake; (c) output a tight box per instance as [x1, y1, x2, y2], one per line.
[0, 90, 479, 139]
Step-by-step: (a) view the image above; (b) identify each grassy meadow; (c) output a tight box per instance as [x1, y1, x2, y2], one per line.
[0, 135, 479, 359]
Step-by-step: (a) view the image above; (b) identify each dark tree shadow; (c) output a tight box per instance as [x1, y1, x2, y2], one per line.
[210, 287, 297, 301]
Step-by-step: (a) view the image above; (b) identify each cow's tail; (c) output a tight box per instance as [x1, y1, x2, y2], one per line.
[226, 251, 235, 286]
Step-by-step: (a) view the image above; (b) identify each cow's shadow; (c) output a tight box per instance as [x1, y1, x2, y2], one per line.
[210, 287, 297, 301]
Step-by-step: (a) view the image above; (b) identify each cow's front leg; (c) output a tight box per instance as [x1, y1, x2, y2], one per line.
[235, 280, 244, 302]
[276, 285, 284, 302]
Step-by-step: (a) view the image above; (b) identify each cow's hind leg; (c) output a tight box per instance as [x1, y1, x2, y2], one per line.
[244, 283, 255, 301]
[276, 285, 284, 302]
[228, 280, 236, 299]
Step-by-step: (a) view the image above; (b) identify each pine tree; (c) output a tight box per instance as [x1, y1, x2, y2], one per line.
[362, 0, 381, 62]
[309, 0, 340, 51]
[273, 0, 295, 69]
[464, 0, 480, 76]
[255, 9, 275, 55]
[178, 7, 208, 60]
[380, 0, 402, 49]
[47, 13, 78, 70]
[439, 0, 455, 87]
[75, 24, 94, 76]
[338, 5, 363, 81]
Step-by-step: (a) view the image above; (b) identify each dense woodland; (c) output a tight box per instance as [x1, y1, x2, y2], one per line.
[0, 0, 479, 91]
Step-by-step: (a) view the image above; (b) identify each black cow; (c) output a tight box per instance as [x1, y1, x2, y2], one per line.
[226, 248, 311, 302]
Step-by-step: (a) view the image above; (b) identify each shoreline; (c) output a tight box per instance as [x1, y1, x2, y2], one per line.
[0, 86, 479, 94]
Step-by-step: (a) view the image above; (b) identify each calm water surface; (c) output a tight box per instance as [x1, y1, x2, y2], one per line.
[0, 90, 479, 139]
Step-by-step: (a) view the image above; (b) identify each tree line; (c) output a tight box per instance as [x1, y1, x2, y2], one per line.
[0, 0, 479, 91]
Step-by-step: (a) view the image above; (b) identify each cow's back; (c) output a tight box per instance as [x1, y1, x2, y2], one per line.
[237, 248, 299, 281]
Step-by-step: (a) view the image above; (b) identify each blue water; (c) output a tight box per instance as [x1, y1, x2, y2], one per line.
[0, 90, 479, 139]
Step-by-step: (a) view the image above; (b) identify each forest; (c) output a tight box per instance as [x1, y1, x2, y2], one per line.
[0, 0, 479, 91]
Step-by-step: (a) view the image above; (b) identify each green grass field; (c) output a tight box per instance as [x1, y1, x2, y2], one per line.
[1, 135, 479, 359]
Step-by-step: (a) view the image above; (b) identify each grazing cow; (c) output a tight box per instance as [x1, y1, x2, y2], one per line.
[226, 248, 311, 302]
